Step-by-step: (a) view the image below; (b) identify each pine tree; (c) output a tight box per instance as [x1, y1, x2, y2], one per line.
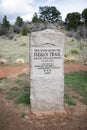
[2, 15, 10, 29]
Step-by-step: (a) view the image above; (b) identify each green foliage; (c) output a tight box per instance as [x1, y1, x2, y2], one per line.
[39, 6, 61, 23]
[65, 71, 87, 105]
[82, 8, 87, 25]
[7, 90, 20, 100]
[7, 73, 30, 105]
[70, 48, 80, 54]
[0, 15, 10, 35]
[64, 53, 68, 57]
[65, 12, 81, 31]
[2, 15, 10, 29]
[14, 92, 29, 105]
[32, 13, 39, 23]
[7, 83, 30, 105]
[64, 94, 76, 106]
[22, 25, 28, 35]
[10, 87, 21, 91]
[15, 16, 23, 27]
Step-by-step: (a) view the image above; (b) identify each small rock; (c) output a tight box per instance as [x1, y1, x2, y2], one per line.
[16, 58, 24, 64]
[23, 68, 29, 75]
[0, 59, 7, 64]
[64, 57, 75, 63]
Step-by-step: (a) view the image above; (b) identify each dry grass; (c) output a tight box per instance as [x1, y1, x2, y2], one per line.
[0, 33, 84, 64]
[0, 34, 29, 64]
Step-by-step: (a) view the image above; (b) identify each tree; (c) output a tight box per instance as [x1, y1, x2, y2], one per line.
[2, 15, 10, 29]
[32, 13, 39, 23]
[39, 6, 61, 23]
[65, 12, 81, 31]
[82, 8, 87, 25]
[15, 16, 23, 27]
[0, 15, 10, 35]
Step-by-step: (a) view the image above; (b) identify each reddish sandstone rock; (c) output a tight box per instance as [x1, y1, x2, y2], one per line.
[0, 69, 5, 79]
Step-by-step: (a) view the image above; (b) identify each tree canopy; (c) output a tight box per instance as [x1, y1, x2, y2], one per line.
[82, 8, 87, 25]
[2, 15, 10, 29]
[15, 16, 23, 27]
[39, 6, 61, 23]
[65, 12, 81, 31]
[32, 13, 39, 23]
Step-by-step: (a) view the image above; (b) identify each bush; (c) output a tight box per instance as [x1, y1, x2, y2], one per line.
[13, 25, 21, 33]
[22, 25, 28, 35]
[70, 48, 80, 54]
[66, 30, 74, 37]
[64, 53, 68, 57]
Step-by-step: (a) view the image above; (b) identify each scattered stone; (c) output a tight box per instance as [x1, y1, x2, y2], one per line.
[16, 59, 24, 64]
[0, 59, 7, 64]
[64, 57, 75, 63]
[23, 68, 29, 75]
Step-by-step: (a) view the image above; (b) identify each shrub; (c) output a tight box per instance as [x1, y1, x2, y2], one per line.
[66, 31, 74, 37]
[22, 25, 28, 36]
[13, 25, 21, 33]
[64, 94, 76, 106]
[70, 48, 80, 54]
[64, 53, 68, 57]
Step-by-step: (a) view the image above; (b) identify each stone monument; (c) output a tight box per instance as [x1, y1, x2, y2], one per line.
[29, 29, 65, 114]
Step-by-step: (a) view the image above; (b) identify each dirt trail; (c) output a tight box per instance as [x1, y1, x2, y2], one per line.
[0, 63, 87, 78]
[64, 63, 87, 73]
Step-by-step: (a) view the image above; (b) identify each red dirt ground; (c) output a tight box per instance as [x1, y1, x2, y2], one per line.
[0, 63, 87, 130]
[0, 63, 87, 78]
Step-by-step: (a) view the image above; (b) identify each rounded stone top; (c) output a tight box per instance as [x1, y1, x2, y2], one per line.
[30, 29, 65, 47]
[32, 29, 64, 35]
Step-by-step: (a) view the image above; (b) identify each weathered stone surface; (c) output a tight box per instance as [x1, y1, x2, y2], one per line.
[30, 29, 65, 114]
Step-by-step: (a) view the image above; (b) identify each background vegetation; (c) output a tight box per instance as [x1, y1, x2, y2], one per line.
[0, 6, 87, 64]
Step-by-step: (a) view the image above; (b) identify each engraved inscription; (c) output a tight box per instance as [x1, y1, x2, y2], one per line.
[31, 47, 63, 77]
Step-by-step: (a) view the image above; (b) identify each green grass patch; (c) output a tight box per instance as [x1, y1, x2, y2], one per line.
[14, 85, 30, 105]
[7, 84, 30, 105]
[7, 91, 20, 100]
[64, 94, 76, 106]
[10, 87, 21, 91]
[14, 92, 30, 105]
[65, 71, 87, 105]
[15, 79, 23, 85]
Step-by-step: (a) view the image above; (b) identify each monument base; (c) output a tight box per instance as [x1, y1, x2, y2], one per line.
[31, 109, 67, 118]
